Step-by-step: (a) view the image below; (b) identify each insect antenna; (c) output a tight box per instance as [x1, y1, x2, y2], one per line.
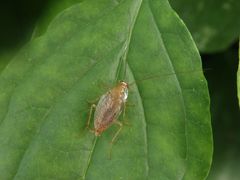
[128, 68, 212, 86]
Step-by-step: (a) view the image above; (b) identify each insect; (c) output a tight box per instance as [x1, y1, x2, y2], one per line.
[85, 68, 209, 157]
[86, 81, 129, 151]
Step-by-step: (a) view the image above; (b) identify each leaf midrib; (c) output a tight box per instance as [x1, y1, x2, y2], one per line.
[83, 0, 145, 179]
[12, 1, 145, 178]
[2, 4, 129, 177]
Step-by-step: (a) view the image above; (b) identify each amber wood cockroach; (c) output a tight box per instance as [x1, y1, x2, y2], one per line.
[86, 81, 128, 149]
[85, 68, 209, 157]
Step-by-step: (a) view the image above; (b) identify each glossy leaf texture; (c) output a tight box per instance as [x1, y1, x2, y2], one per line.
[0, 0, 212, 179]
[169, 0, 240, 53]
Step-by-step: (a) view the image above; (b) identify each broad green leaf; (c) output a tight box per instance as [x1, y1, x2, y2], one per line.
[202, 47, 240, 179]
[0, 0, 212, 179]
[169, 0, 240, 53]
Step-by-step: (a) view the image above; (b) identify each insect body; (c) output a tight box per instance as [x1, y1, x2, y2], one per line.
[86, 69, 206, 137]
[86, 81, 128, 143]
[85, 69, 207, 158]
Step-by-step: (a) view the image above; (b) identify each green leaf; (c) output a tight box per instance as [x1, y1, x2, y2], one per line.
[169, 0, 240, 53]
[0, 0, 212, 179]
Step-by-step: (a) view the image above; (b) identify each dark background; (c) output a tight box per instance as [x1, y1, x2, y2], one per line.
[0, 1, 48, 51]
[202, 43, 240, 179]
[0, 1, 239, 179]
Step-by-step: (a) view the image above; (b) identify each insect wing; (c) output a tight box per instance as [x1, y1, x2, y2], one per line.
[94, 92, 122, 130]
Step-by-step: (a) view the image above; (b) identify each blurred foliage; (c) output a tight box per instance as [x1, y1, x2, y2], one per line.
[0, 1, 49, 72]
[169, 0, 240, 53]
[0, 0, 239, 179]
[202, 44, 240, 179]
[0, 1, 48, 51]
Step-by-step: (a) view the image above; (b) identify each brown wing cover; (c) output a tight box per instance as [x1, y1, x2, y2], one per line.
[94, 90, 123, 132]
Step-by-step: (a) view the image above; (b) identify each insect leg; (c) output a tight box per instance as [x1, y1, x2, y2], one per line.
[85, 104, 96, 133]
[122, 102, 131, 126]
[109, 120, 123, 159]
[111, 121, 123, 143]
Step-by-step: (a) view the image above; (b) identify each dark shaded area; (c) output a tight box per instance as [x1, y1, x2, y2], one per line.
[202, 42, 240, 179]
[0, 1, 49, 52]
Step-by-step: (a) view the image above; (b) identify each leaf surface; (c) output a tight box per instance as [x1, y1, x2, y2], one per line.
[0, 0, 212, 179]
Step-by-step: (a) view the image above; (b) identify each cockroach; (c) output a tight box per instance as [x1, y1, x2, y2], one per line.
[85, 68, 210, 157]
[86, 81, 128, 146]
